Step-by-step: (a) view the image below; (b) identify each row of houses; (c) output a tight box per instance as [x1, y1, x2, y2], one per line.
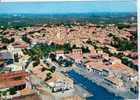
[53, 48, 138, 91]
[32, 64, 74, 93]
[0, 70, 36, 99]
[0, 45, 40, 99]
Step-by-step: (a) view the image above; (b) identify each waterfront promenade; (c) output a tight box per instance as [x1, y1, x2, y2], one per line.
[66, 64, 138, 99]
[66, 70, 122, 100]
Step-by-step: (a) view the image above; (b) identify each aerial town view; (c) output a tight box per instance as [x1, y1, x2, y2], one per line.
[0, 0, 138, 100]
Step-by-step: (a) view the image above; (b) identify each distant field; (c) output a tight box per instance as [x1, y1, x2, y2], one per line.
[0, 12, 137, 28]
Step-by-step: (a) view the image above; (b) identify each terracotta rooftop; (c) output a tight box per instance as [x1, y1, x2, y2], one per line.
[32, 65, 43, 75]
[13, 43, 28, 49]
[127, 27, 137, 32]
[45, 72, 63, 84]
[0, 71, 28, 88]
[111, 64, 127, 71]
[11, 93, 40, 100]
[85, 62, 106, 71]
[45, 72, 73, 84]
[67, 53, 83, 61]
[105, 75, 123, 85]
[110, 56, 121, 61]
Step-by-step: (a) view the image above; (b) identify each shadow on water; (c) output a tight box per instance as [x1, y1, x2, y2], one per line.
[67, 70, 123, 100]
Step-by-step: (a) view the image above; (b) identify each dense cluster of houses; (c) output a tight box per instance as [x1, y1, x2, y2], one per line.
[0, 23, 138, 100]
[0, 45, 75, 99]
[55, 47, 138, 92]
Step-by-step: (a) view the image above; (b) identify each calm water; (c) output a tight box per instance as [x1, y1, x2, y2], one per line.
[67, 70, 123, 100]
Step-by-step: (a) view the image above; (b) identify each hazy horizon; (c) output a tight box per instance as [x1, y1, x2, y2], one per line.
[0, 1, 137, 14]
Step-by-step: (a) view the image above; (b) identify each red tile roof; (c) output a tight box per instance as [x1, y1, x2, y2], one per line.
[13, 44, 28, 49]
[111, 64, 127, 71]
[11, 93, 40, 100]
[0, 71, 28, 88]
[85, 62, 106, 71]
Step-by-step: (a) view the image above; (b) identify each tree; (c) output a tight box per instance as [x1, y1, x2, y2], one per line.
[9, 88, 17, 95]
[41, 67, 47, 72]
[45, 73, 52, 81]
[72, 44, 77, 49]
[64, 43, 71, 53]
[50, 66, 56, 73]
[63, 59, 73, 67]
[81, 46, 90, 53]
[86, 38, 92, 44]
[111, 36, 134, 51]
[2, 91, 7, 96]
[33, 59, 40, 67]
[57, 56, 63, 65]
[49, 53, 56, 61]
[92, 42, 98, 49]
[10, 38, 15, 43]
[108, 33, 114, 37]
[1, 37, 15, 44]
[117, 24, 130, 29]
[22, 49, 28, 55]
[14, 54, 19, 62]
[26, 43, 72, 59]
[22, 35, 31, 44]
[0, 91, 2, 98]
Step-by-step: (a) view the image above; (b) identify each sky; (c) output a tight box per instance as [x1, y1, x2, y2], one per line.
[2, 0, 95, 2]
[1, 0, 136, 2]
[0, 0, 137, 14]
